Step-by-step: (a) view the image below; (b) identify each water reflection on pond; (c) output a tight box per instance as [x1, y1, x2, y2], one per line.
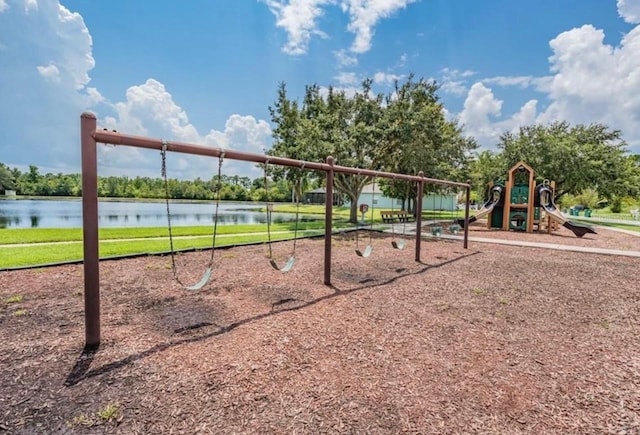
[0, 199, 316, 229]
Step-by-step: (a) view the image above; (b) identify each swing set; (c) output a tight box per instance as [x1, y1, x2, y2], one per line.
[428, 187, 463, 237]
[80, 112, 471, 346]
[160, 141, 222, 291]
[355, 175, 376, 258]
[355, 176, 414, 255]
[263, 161, 301, 272]
[388, 178, 408, 250]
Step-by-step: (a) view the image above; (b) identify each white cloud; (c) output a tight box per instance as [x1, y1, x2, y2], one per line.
[340, 0, 419, 53]
[319, 84, 359, 99]
[509, 99, 538, 127]
[334, 48, 358, 67]
[482, 75, 536, 88]
[0, 0, 98, 171]
[439, 68, 476, 96]
[440, 80, 467, 96]
[458, 82, 502, 142]
[24, 0, 37, 13]
[373, 71, 402, 85]
[36, 62, 60, 82]
[0, 0, 8, 12]
[262, 0, 333, 55]
[0, 0, 272, 179]
[56, 5, 95, 89]
[105, 79, 200, 142]
[264, 0, 420, 56]
[441, 68, 475, 78]
[537, 24, 640, 148]
[334, 71, 360, 86]
[218, 114, 273, 155]
[100, 79, 272, 179]
[457, 19, 640, 152]
[458, 82, 539, 145]
[84, 87, 105, 106]
[618, 0, 640, 24]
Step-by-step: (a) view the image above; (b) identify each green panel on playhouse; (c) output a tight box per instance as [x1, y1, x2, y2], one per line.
[509, 211, 527, 231]
[491, 206, 504, 228]
[510, 184, 529, 204]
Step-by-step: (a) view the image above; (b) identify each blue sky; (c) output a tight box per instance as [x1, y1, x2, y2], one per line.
[1, 0, 639, 180]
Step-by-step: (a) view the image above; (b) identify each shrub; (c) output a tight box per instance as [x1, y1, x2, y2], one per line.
[610, 196, 623, 213]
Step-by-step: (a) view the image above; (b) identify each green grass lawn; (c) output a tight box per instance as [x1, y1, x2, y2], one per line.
[2, 203, 638, 269]
[0, 204, 344, 269]
[0, 221, 332, 245]
[578, 221, 640, 233]
[0, 229, 326, 269]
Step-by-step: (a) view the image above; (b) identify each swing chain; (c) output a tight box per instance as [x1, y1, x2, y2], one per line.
[264, 161, 274, 260]
[209, 153, 224, 266]
[263, 160, 301, 271]
[160, 140, 181, 284]
[160, 141, 223, 289]
[368, 174, 377, 240]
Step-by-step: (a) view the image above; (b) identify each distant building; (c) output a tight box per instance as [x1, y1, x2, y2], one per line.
[302, 187, 343, 205]
[3, 189, 16, 197]
[422, 192, 456, 211]
[345, 183, 457, 211]
[346, 183, 399, 209]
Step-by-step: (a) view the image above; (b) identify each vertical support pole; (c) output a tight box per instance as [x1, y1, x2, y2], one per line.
[526, 168, 535, 233]
[414, 171, 424, 262]
[503, 168, 513, 232]
[464, 180, 471, 249]
[324, 156, 334, 285]
[81, 112, 100, 347]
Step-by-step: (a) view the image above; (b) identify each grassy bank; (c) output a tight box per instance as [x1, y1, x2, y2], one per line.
[0, 229, 325, 269]
[0, 205, 345, 268]
[3, 202, 636, 269]
[0, 222, 327, 245]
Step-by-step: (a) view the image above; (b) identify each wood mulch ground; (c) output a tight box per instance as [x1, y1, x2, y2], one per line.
[1, 223, 639, 434]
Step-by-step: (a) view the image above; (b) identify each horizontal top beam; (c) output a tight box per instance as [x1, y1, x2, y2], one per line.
[92, 128, 469, 188]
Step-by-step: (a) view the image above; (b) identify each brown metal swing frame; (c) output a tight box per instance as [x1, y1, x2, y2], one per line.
[80, 112, 471, 347]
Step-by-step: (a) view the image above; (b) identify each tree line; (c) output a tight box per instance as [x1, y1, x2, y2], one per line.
[2, 75, 639, 217]
[268, 75, 477, 222]
[469, 122, 640, 212]
[267, 76, 640, 219]
[0, 163, 297, 203]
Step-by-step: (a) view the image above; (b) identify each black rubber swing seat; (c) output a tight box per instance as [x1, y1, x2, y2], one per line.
[391, 239, 405, 249]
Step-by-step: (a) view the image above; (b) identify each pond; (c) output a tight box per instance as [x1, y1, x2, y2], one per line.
[0, 199, 316, 229]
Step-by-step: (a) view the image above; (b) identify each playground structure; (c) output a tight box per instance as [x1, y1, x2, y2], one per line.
[492, 161, 547, 233]
[80, 113, 471, 347]
[459, 161, 596, 238]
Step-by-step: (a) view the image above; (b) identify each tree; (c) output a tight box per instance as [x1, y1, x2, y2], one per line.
[467, 150, 506, 202]
[497, 122, 630, 201]
[321, 80, 385, 222]
[27, 165, 41, 183]
[268, 77, 477, 222]
[269, 80, 385, 221]
[0, 164, 15, 192]
[268, 82, 309, 204]
[377, 76, 477, 212]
